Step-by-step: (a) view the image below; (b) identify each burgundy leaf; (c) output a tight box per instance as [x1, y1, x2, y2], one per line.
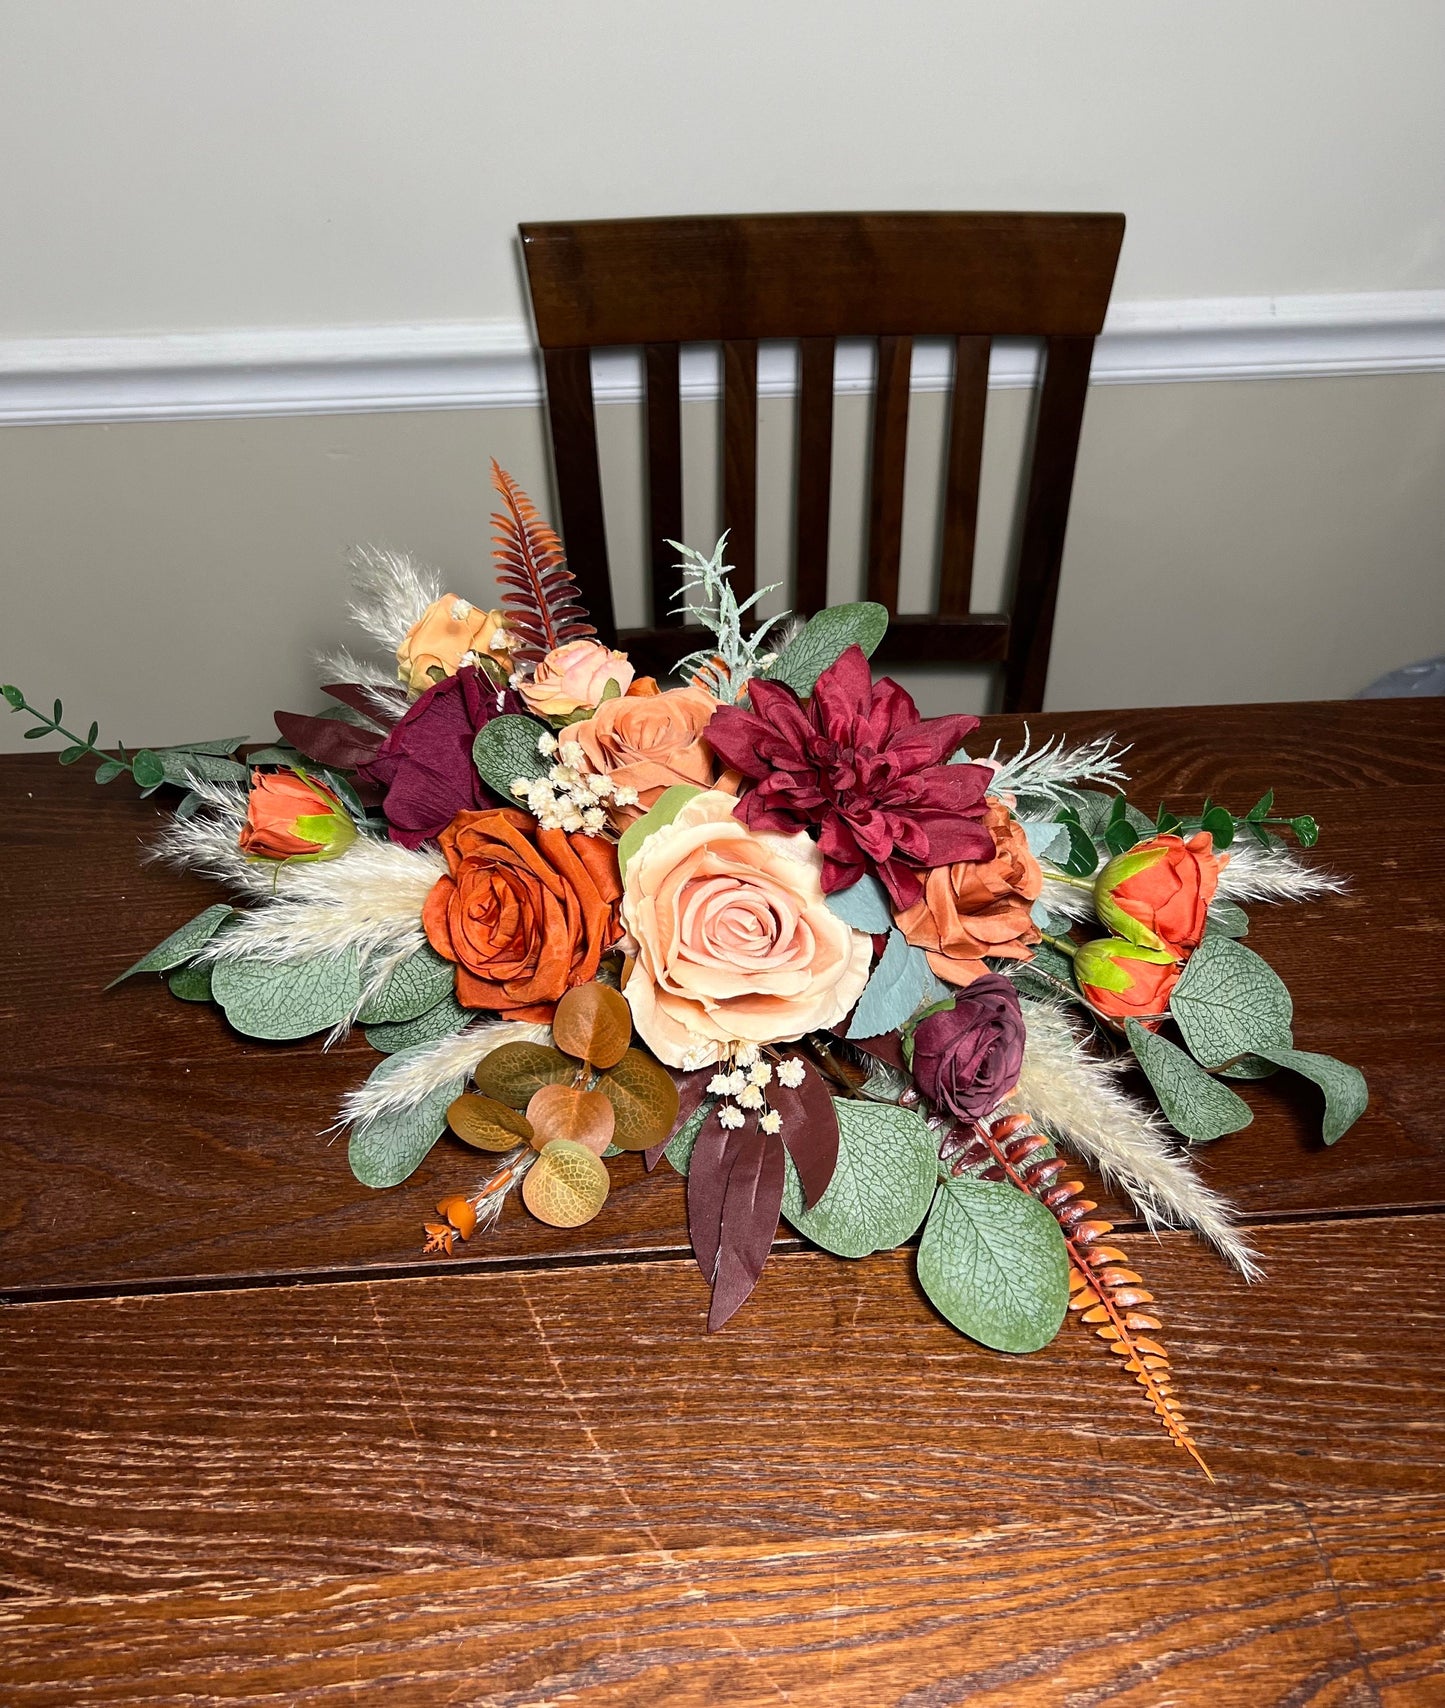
[685, 1104, 736, 1287]
[844, 1028, 909, 1074]
[273, 710, 385, 771]
[708, 1125, 786, 1333]
[322, 683, 402, 729]
[769, 1058, 840, 1209]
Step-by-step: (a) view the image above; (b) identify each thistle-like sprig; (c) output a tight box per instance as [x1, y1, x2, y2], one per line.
[669, 537, 788, 703]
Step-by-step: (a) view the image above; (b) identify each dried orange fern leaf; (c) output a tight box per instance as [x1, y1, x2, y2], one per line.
[490, 460, 596, 667]
[966, 1112, 1213, 1480]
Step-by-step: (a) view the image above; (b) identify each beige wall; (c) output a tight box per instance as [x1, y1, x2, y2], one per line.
[4, 373, 1442, 751]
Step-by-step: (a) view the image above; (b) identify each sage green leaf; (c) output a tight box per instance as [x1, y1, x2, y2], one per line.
[212, 947, 361, 1041]
[1217, 1054, 1279, 1081]
[664, 1097, 714, 1175]
[766, 602, 889, 697]
[781, 1099, 936, 1258]
[366, 994, 470, 1054]
[108, 904, 234, 987]
[58, 744, 86, 766]
[131, 749, 165, 788]
[1126, 1018, 1254, 1143]
[245, 745, 300, 766]
[357, 945, 456, 1025]
[1250, 1043, 1368, 1145]
[162, 737, 247, 756]
[917, 1178, 1070, 1353]
[1168, 935, 1294, 1069]
[156, 750, 250, 786]
[617, 784, 703, 880]
[94, 759, 125, 784]
[1205, 900, 1250, 939]
[472, 714, 552, 800]
[166, 963, 214, 1002]
[825, 873, 893, 933]
[846, 928, 942, 1039]
[348, 1052, 465, 1187]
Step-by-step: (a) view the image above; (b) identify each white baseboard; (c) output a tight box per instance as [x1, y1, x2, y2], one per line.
[2, 291, 1442, 425]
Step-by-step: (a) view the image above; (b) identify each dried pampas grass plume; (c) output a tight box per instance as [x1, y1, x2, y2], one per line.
[347, 545, 444, 654]
[339, 1019, 551, 1131]
[1216, 840, 1348, 905]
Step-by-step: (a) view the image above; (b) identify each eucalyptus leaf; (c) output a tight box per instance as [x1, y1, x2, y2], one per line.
[781, 1099, 936, 1258]
[1125, 1018, 1254, 1143]
[166, 963, 214, 1002]
[357, 945, 456, 1025]
[664, 1097, 714, 1175]
[58, 744, 86, 765]
[1205, 899, 1250, 939]
[916, 1178, 1070, 1353]
[1009, 943, 1081, 1005]
[825, 873, 893, 934]
[94, 759, 125, 784]
[1216, 1054, 1279, 1081]
[161, 737, 247, 756]
[765, 601, 889, 696]
[472, 714, 553, 801]
[616, 784, 703, 880]
[212, 947, 361, 1041]
[131, 749, 165, 788]
[1168, 935, 1294, 1069]
[348, 1052, 465, 1187]
[1021, 820, 1068, 864]
[1250, 1042, 1368, 1145]
[155, 749, 250, 786]
[846, 928, 941, 1040]
[108, 903, 234, 987]
[365, 994, 470, 1054]
[245, 745, 301, 766]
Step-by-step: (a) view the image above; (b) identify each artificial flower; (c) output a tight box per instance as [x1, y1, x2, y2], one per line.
[356, 666, 521, 850]
[618, 789, 873, 1069]
[704, 644, 993, 909]
[519, 639, 634, 719]
[1073, 938, 1181, 1027]
[396, 596, 512, 695]
[909, 973, 1027, 1122]
[1095, 832, 1226, 955]
[894, 796, 1043, 984]
[238, 769, 356, 861]
[569, 684, 733, 824]
[422, 807, 622, 1019]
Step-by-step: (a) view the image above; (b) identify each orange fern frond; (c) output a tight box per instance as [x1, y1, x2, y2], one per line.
[490, 460, 596, 666]
[958, 1113, 1213, 1480]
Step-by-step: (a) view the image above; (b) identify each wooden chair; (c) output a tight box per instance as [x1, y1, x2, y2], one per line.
[520, 211, 1124, 712]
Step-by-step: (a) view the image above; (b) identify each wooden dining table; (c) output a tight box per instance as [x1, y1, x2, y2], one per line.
[1, 695, 1442, 1705]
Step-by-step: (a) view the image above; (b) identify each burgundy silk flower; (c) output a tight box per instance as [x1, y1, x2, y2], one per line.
[705, 645, 994, 909]
[910, 973, 1026, 1123]
[357, 666, 523, 849]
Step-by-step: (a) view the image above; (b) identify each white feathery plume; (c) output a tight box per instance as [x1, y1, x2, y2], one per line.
[1006, 998, 1263, 1279]
[339, 1019, 552, 1130]
[198, 837, 444, 970]
[146, 775, 292, 897]
[1038, 870, 1097, 923]
[980, 729, 1131, 813]
[312, 647, 410, 717]
[347, 545, 444, 652]
[1216, 840, 1348, 904]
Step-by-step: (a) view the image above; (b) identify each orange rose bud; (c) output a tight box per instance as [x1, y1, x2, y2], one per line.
[1094, 832, 1225, 955]
[1073, 938, 1180, 1029]
[895, 797, 1042, 985]
[238, 769, 356, 861]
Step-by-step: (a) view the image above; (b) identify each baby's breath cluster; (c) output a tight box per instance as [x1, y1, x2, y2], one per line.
[708, 1046, 806, 1134]
[509, 735, 638, 836]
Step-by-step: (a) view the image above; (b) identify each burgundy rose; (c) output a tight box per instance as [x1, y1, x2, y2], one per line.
[704, 645, 994, 909]
[910, 973, 1026, 1122]
[356, 666, 523, 848]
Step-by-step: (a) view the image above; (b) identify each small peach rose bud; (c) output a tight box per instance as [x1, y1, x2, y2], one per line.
[1093, 831, 1223, 956]
[1073, 937, 1180, 1029]
[238, 769, 357, 862]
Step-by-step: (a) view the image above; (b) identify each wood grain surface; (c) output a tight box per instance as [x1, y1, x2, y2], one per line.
[3, 697, 1444, 1705]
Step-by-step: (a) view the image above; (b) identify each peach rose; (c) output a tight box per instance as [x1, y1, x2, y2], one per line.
[569, 685, 732, 824]
[238, 770, 355, 861]
[894, 796, 1043, 986]
[519, 639, 634, 719]
[397, 596, 512, 695]
[620, 790, 873, 1069]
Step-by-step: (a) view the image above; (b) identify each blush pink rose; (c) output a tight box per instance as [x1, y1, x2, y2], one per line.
[519, 639, 634, 718]
[619, 790, 873, 1069]
[569, 685, 732, 825]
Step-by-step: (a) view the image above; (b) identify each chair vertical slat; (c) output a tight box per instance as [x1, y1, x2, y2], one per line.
[644, 344, 684, 627]
[794, 336, 835, 614]
[1002, 336, 1096, 714]
[722, 339, 759, 602]
[937, 334, 991, 617]
[541, 346, 616, 641]
[866, 334, 912, 614]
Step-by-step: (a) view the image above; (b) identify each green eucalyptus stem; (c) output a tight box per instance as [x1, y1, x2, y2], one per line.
[2, 687, 136, 774]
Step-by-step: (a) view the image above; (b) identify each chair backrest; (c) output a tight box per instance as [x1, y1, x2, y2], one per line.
[520, 211, 1124, 712]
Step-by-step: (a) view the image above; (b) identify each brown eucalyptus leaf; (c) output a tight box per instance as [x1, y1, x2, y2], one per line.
[522, 1139, 610, 1227]
[597, 1048, 681, 1150]
[474, 1041, 575, 1110]
[551, 981, 632, 1069]
[447, 1092, 534, 1152]
[525, 1083, 616, 1155]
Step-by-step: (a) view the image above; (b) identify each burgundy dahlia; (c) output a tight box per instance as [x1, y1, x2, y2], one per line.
[356, 666, 523, 849]
[705, 645, 994, 909]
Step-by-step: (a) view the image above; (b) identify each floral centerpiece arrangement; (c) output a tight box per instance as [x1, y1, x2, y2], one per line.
[7, 463, 1367, 1476]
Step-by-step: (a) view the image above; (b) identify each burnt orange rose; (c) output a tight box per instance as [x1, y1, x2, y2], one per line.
[1095, 832, 1226, 955]
[422, 808, 622, 1020]
[894, 797, 1043, 985]
[569, 685, 733, 824]
[1073, 939, 1180, 1028]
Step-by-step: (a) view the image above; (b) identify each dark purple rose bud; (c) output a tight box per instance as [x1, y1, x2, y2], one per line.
[357, 666, 523, 848]
[910, 973, 1026, 1123]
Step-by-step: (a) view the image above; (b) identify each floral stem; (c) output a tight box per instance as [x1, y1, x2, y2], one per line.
[1043, 869, 1097, 892]
[1040, 931, 1078, 959]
